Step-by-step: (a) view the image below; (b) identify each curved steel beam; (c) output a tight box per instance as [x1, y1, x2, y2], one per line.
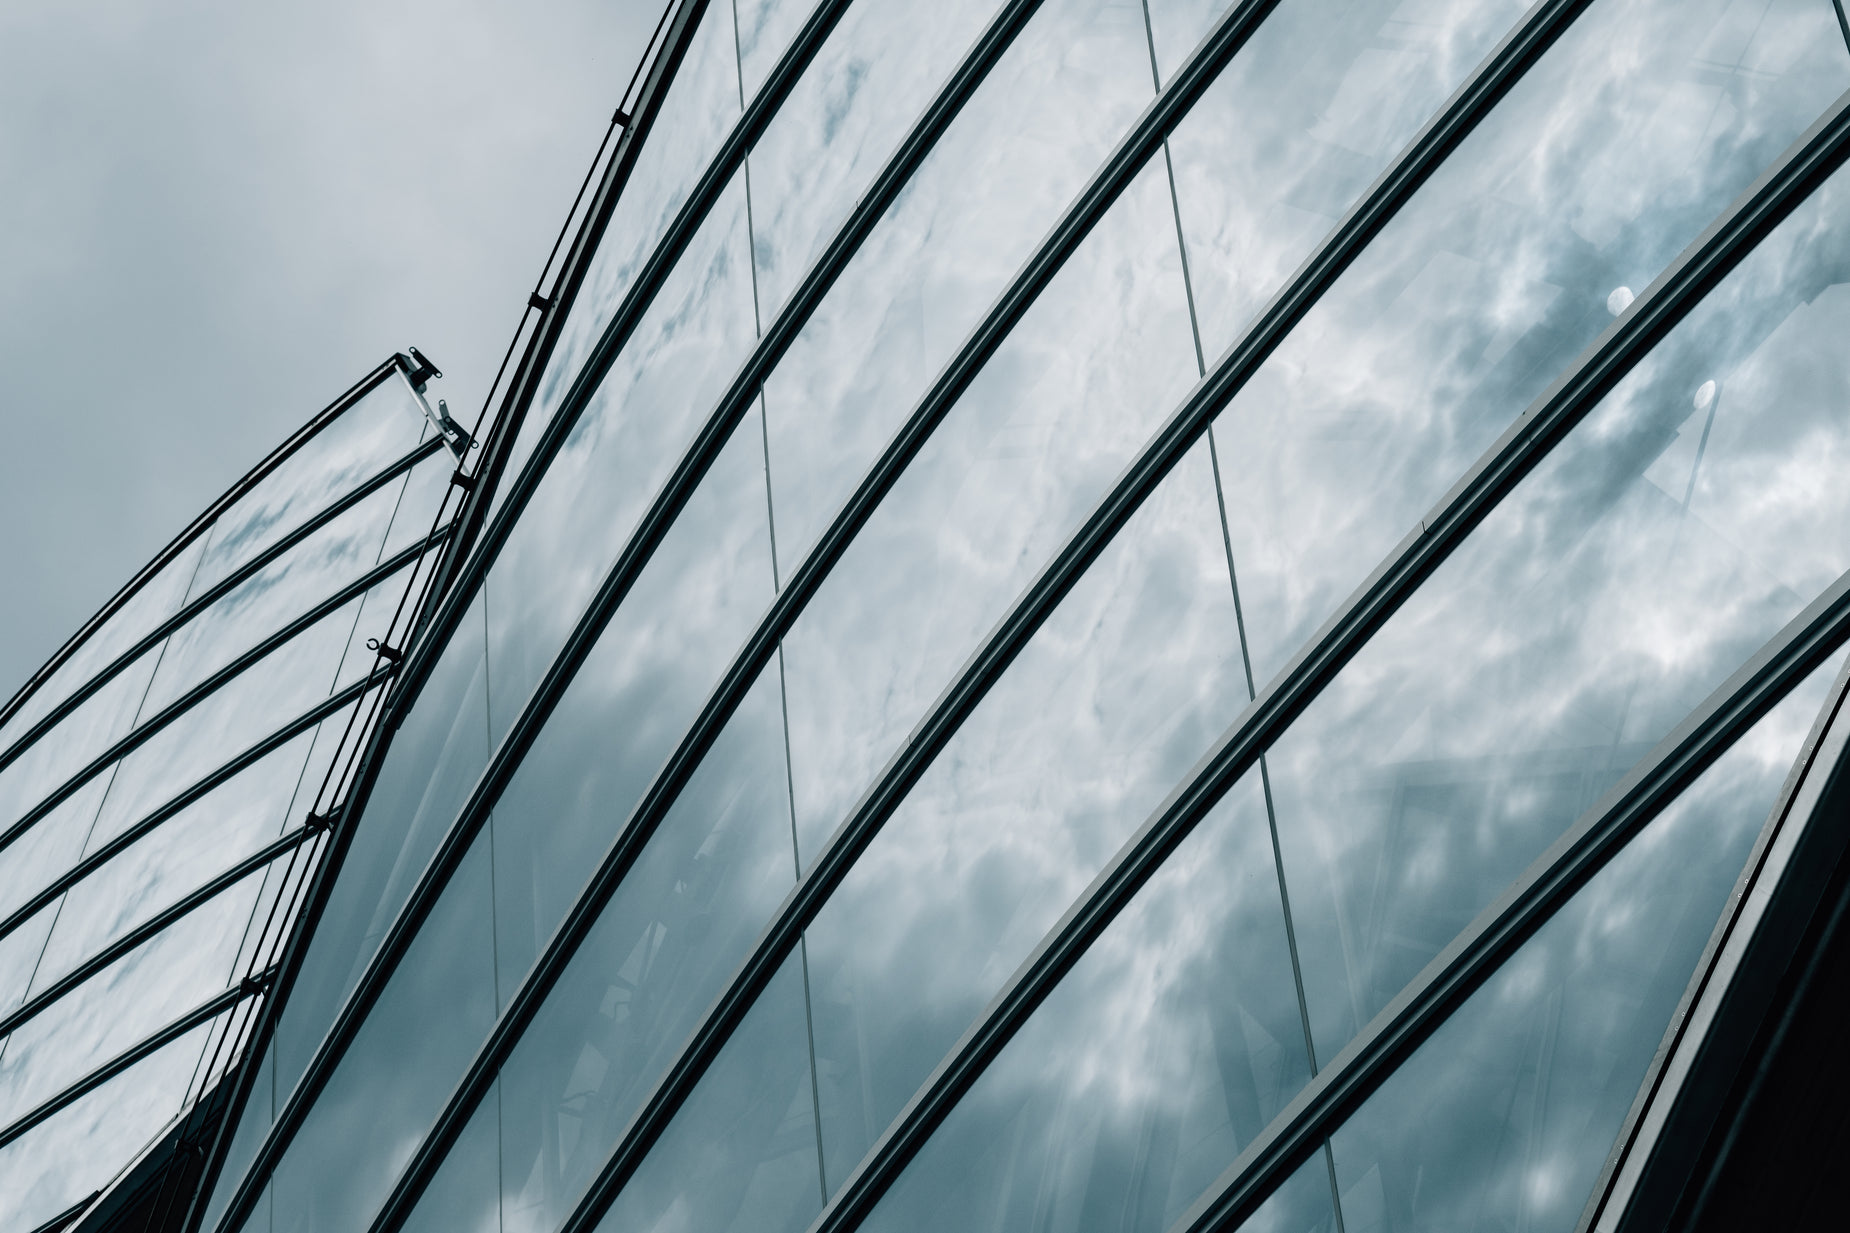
[828, 83, 1850, 1233]
[359, 2, 1052, 1227]
[0, 357, 401, 735]
[0, 439, 444, 779]
[0, 541, 435, 858]
[0, 972, 273, 1153]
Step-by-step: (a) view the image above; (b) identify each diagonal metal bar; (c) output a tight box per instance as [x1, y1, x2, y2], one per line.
[371, 0, 850, 727]
[0, 439, 445, 780]
[549, 2, 1597, 1229]
[1172, 573, 1850, 1232]
[0, 824, 318, 1042]
[0, 676, 383, 958]
[190, 3, 861, 1228]
[1583, 631, 1850, 1228]
[0, 539, 437, 859]
[358, 4, 1052, 1228]
[0, 972, 272, 1153]
[844, 85, 1850, 1233]
[0, 354, 400, 736]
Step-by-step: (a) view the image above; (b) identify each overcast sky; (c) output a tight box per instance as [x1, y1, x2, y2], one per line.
[0, 0, 661, 701]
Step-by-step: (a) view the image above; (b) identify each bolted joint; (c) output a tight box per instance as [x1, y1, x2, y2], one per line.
[528, 290, 552, 312]
[366, 637, 405, 665]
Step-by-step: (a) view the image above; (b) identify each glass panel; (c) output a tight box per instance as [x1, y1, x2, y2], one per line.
[492, 0, 744, 512]
[489, 414, 775, 995]
[0, 534, 207, 762]
[265, 830, 498, 1233]
[850, 768, 1303, 1233]
[29, 732, 315, 992]
[484, 170, 758, 748]
[480, 663, 794, 1233]
[1164, 0, 1530, 364]
[134, 477, 408, 718]
[188, 376, 428, 596]
[267, 589, 487, 1112]
[1222, 1152, 1340, 1233]
[1144, 0, 1234, 82]
[0, 873, 256, 1126]
[1324, 655, 1839, 1233]
[781, 159, 1196, 862]
[0, 1013, 220, 1231]
[745, 0, 1006, 320]
[198, 1040, 275, 1233]
[801, 440, 1251, 1188]
[82, 579, 393, 856]
[0, 902, 57, 1019]
[400, 1086, 501, 1233]
[0, 643, 162, 840]
[759, 0, 1161, 569]
[1268, 156, 1850, 1064]
[378, 448, 460, 563]
[299, 413, 775, 1232]
[735, 0, 824, 102]
[0, 779, 111, 933]
[592, 949, 823, 1233]
[1208, 0, 1850, 688]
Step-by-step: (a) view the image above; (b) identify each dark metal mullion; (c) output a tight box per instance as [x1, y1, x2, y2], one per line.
[0, 440, 443, 781]
[190, 2, 814, 1226]
[0, 535, 441, 859]
[0, 679, 386, 954]
[357, 4, 1052, 1229]
[0, 354, 400, 735]
[0, 826, 315, 1043]
[1173, 571, 1850, 1233]
[824, 79, 1850, 1233]
[0, 975, 270, 1153]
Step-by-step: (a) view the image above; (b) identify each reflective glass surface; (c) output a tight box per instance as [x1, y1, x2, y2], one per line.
[734, 0, 823, 102]
[1209, 0, 1850, 688]
[267, 590, 489, 1110]
[1163, 0, 1529, 365]
[801, 441, 1250, 1187]
[781, 158, 1196, 862]
[484, 171, 758, 749]
[411, 662, 795, 1233]
[1324, 655, 1838, 1233]
[0, 779, 112, 936]
[264, 830, 498, 1233]
[744, 0, 1004, 321]
[30, 732, 315, 994]
[852, 768, 1302, 1233]
[758, 0, 1160, 569]
[592, 950, 823, 1233]
[188, 376, 427, 596]
[494, 0, 744, 512]
[0, 872, 256, 1126]
[1269, 155, 1850, 1063]
[0, 1013, 223, 1230]
[0, 534, 206, 764]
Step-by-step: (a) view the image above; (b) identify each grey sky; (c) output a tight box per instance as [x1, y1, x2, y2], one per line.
[0, 0, 661, 702]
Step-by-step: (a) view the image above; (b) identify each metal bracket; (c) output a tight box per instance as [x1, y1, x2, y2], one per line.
[613, 107, 631, 128]
[401, 346, 443, 394]
[366, 638, 405, 665]
[450, 469, 477, 492]
[528, 291, 552, 312]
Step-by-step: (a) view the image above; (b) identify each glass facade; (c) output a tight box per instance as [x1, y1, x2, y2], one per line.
[11, 1, 1850, 1231]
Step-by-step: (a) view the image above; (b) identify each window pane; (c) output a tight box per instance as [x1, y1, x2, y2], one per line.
[1324, 653, 1840, 1233]
[1268, 154, 1850, 1063]
[1211, 0, 1850, 688]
